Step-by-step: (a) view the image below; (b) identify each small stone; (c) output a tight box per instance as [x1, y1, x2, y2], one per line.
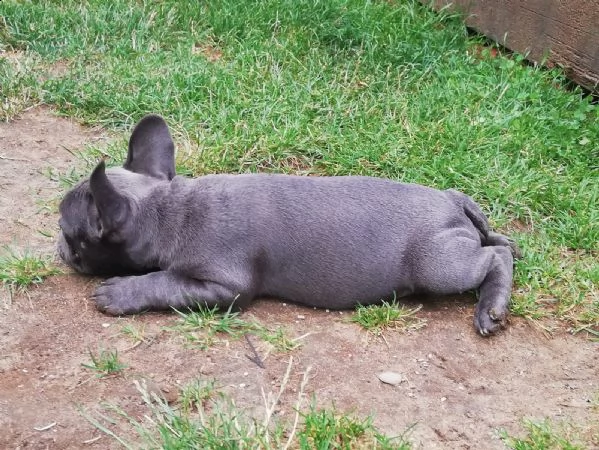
[297, 314, 305, 320]
[377, 371, 403, 386]
[101, 323, 110, 328]
[160, 386, 179, 404]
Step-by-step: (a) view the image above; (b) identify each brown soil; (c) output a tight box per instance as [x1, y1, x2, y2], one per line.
[0, 109, 597, 449]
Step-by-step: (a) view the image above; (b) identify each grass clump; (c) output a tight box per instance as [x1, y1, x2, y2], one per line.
[298, 404, 410, 450]
[257, 326, 302, 353]
[351, 300, 426, 336]
[501, 419, 594, 450]
[179, 378, 218, 414]
[82, 347, 127, 378]
[0, 247, 60, 293]
[171, 303, 255, 349]
[120, 322, 149, 346]
[170, 303, 304, 353]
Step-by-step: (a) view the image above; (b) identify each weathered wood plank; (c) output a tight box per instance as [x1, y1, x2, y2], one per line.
[429, 0, 599, 92]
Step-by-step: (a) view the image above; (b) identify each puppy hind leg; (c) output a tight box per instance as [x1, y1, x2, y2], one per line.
[485, 231, 522, 260]
[414, 236, 514, 336]
[473, 246, 514, 336]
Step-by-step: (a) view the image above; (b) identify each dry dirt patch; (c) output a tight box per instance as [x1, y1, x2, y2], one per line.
[0, 109, 597, 449]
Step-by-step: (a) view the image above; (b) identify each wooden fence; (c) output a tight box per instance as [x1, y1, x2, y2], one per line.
[429, 0, 599, 92]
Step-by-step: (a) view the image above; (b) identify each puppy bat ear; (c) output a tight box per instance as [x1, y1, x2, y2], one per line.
[89, 160, 130, 237]
[124, 114, 176, 180]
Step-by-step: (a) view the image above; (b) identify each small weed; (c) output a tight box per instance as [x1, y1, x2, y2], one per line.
[179, 378, 218, 414]
[351, 300, 426, 336]
[170, 303, 305, 353]
[0, 247, 60, 292]
[170, 303, 256, 349]
[82, 348, 127, 378]
[298, 402, 411, 450]
[501, 419, 590, 450]
[55, 167, 86, 189]
[120, 323, 147, 344]
[256, 326, 302, 352]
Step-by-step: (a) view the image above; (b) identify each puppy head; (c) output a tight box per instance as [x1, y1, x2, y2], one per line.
[57, 114, 176, 275]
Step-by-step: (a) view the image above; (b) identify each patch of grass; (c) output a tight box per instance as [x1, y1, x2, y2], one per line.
[82, 347, 127, 378]
[120, 322, 147, 344]
[1, 0, 597, 330]
[82, 364, 411, 449]
[44, 139, 127, 191]
[351, 300, 426, 336]
[512, 233, 598, 335]
[170, 303, 305, 352]
[256, 326, 303, 353]
[0, 247, 60, 292]
[501, 419, 593, 450]
[170, 303, 255, 349]
[179, 378, 218, 414]
[0, 50, 43, 120]
[298, 403, 411, 449]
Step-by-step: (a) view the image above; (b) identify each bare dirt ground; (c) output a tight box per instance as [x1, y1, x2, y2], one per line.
[0, 109, 597, 449]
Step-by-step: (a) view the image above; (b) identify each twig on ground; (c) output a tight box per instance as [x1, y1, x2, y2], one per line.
[283, 364, 312, 450]
[262, 356, 294, 443]
[244, 333, 265, 368]
[0, 154, 30, 162]
[34, 422, 56, 431]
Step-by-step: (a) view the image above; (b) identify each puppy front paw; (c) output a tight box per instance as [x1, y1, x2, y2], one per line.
[93, 276, 147, 315]
[473, 304, 508, 337]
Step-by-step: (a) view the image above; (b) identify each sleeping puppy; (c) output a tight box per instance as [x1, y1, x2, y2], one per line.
[58, 114, 519, 336]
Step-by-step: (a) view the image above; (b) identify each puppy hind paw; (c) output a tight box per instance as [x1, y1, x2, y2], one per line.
[508, 239, 523, 260]
[474, 306, 508, 337]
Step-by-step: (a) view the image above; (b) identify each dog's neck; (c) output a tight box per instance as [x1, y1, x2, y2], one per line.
[127, 177, 202, 270]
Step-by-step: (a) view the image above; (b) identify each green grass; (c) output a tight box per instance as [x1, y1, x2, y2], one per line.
[170, 303, 303, 352]
[351, 301, 426, 336]
[170, 303, 255, 349]
[120, 322, 148, 345]
[298, 403, 411, 449]
[82, 375, 411, 449]
[0, 247, 60, 292]
[179, 378, 218, 414]
[0, 0, 597, 331]
[501, 419, 596, 450]
[82, 347, 127, 378]
[257, 326, 302, 352]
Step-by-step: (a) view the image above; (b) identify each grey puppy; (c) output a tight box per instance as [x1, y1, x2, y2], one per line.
[58, 115, 519, 336]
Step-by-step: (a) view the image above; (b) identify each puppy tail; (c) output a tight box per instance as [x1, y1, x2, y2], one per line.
[446, 189, 522, 259]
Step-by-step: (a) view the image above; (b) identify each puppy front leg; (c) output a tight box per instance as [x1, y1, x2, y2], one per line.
[93, 271, 243, 315]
